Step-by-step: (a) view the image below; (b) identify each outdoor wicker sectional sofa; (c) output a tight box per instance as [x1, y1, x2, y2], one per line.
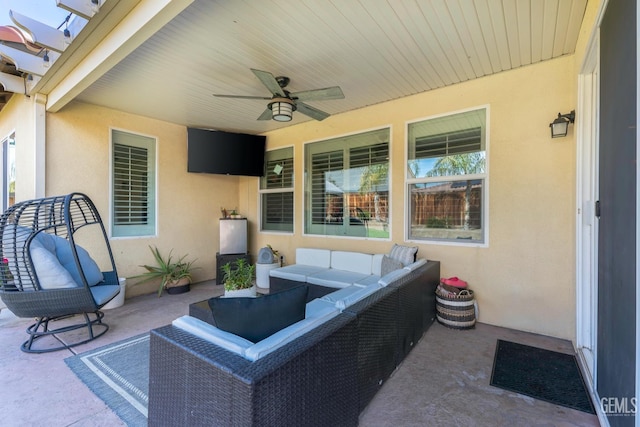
[148, 248, 440, 426]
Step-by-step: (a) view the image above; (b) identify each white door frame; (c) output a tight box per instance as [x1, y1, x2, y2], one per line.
[575, 8, 604, 422]
[576, 32, 599, 384]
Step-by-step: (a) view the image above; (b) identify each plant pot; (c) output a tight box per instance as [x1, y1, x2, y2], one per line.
[166, 278, 191, 295]
[224, 285, 257, 298]
[103, 278, 127, 309]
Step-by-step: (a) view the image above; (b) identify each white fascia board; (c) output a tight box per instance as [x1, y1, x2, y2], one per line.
[45, 0, 194, 112]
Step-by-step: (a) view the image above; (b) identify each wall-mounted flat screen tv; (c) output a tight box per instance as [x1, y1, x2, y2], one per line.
[187, 128, 266, 177]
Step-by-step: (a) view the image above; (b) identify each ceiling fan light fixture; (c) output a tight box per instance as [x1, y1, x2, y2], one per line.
[269, 98, 295, 122]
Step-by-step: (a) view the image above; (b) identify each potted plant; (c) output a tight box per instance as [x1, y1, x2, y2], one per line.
[131, 246, 197, 296]
[222, 258, 256, 297]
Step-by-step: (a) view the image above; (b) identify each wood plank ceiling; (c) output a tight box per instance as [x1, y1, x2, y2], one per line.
[70, 0, 587, 134]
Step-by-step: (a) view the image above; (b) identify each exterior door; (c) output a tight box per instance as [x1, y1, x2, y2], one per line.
[597, 0, 637, 424]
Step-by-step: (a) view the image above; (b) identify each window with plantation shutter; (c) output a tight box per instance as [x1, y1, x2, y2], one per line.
[304, 128, 390, 238]
[260, 147, 294, 232]
[414, 128, 482, 159]
[406, 107, 488, 245]
[111, 130, 156, 237]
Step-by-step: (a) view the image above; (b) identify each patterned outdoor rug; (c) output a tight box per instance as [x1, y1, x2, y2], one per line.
[65, 333, 149, 426]
[490, 339, 595, 414]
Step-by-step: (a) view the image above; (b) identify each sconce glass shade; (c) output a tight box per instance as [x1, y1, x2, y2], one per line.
[549, 110, 576, 138]
[550, 120, 569, 138]
[270, 99, 294, 122]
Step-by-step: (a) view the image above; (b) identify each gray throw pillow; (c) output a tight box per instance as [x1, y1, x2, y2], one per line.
[381, 255, 404, 276]
[389, 244, 418, 266]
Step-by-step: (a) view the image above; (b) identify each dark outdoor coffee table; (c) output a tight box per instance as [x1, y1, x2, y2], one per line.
[188, 287, 269, 325]
[189, 299, 214, 325]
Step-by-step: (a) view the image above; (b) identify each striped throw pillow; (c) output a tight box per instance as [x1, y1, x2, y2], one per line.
[389, 244, 418, 266]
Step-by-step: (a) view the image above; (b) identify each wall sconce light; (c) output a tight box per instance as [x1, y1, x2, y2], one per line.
[269, 98, 295, 122]
[549, 110, 576, 138]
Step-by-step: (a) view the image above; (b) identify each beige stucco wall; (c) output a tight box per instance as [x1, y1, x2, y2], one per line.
[245, 55, 577, 340]
[0, 0, 602, 339]
[0, 94, 41, 203]
[46, 102, 240, 296]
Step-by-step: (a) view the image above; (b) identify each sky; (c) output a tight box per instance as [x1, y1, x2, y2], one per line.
[0, 0, 71, 28]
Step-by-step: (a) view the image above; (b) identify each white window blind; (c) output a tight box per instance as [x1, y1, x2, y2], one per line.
[414, 128, 482, 159]
[111, 130, 156, 237]
[260, 147, 294, 232]
[304, 128, 390, 238]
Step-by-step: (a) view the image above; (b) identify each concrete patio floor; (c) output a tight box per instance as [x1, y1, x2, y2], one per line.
[0, 281, 601, 426]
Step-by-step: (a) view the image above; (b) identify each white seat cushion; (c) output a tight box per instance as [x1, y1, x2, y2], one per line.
[296, 248, 331, 268]
[269, 265, 328, 282]
[307, 269, 369, 288]
[378, 268, 411, 287]
[330, 251, 373, 275]
[305, 299, 338, 318]
[320, 285, 364, 304]
[321, 283, 382, 310]
[90, 284, 121, 306]
[244, 305, 340, 361]
[404, 258, 427, 272]
[354, 274, 381, 287]
[172, 315, 253, 357]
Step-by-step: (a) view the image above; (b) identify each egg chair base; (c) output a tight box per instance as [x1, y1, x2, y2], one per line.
[21, 311, 109, 353]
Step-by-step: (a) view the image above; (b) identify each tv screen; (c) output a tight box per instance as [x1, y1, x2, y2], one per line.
[187, 128, 266, 177]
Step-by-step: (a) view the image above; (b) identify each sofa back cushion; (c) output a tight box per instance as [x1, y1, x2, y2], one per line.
[30, 238, 78, 289]
[371, 254, 385, 276]
[172, 315, 253, 357]
[330, 251, 373, 275]
[53, 236, 104, 286]
[296, 248, 331, 268]
[208, 285, 309, 343]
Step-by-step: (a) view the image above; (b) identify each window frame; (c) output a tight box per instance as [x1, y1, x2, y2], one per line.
[259, 145, 295, 234]
[1, 131, 15, 212]
[110, 128, 158, 239]
[303, 127, 391, 240]
[405, 106, 490, 247]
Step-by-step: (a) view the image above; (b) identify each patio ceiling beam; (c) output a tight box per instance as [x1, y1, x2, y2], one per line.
[56, 0, 100, 21]
[10, 10, 70, 54]
[0, 44, 60, 77]
[0, 72, 26, 93]
[42, 0, 194, 112]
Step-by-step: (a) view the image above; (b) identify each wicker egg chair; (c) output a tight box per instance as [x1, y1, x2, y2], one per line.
[0, 193, 120, 353]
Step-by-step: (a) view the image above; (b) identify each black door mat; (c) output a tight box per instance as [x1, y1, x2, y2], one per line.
[490, 339, 595, 414]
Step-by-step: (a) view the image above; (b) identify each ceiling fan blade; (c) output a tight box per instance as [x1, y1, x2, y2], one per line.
[257, 108, 273, 121]
[213, 94, 272, 100]
[251, 68, 285, 97]
[296, 102, 330, 121]
[291, 86, 344, 101]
